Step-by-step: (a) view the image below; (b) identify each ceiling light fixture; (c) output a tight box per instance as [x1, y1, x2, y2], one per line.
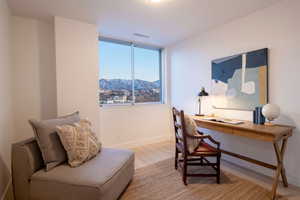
[150, 0, 161, 3]
[133, 33, 150, 38]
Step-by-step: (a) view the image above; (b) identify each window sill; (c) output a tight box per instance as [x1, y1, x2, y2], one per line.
[100, 102, 166, 109]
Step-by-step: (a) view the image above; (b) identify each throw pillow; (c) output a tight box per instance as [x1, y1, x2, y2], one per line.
[29, 111, 80, 171]
[56, 119, 102, 167]
[184, 115, 201, 153]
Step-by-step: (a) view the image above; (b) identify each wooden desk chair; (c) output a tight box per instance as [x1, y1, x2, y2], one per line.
[172, 107, 221, 185]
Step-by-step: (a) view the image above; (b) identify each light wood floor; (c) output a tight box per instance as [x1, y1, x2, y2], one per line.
[130, 140, 300, 200]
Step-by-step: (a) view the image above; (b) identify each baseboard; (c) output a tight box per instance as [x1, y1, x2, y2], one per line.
[1, 178, 11, 200]
[108, 135, 172, 149]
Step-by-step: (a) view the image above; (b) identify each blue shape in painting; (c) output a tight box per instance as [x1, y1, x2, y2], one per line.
[211, 48, 268, 110]
[212, 49, 268, 84]
[212, 55, 242, 84]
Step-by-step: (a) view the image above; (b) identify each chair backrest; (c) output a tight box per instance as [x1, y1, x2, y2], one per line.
[172, 107, 188, 154]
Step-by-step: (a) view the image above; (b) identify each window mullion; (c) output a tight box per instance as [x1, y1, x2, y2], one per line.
[159, 49, 163, 104]
[131, 43, 135, 105]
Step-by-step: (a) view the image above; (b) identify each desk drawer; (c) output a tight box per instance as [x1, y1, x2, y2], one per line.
[232, 129, 274, 142]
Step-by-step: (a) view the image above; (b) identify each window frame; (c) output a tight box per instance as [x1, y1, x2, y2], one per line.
[99, 37, 164, 106]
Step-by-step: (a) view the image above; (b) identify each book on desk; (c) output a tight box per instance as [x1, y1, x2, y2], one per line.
[201, 117, 244, 125]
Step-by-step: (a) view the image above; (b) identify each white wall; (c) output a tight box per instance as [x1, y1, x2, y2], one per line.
[168, 0, 300, 186]
[0, 0, 14, 168]
[12, 16, 57, 140]
[0, 0, 13, 195]
[100, 104, 172, 147]
[55, 17, 100, 135]
[10, 15, 172, 150]
[54, 17, 173, 145]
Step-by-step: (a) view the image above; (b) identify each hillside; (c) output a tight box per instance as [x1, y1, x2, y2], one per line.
[99, 79, 160, 90]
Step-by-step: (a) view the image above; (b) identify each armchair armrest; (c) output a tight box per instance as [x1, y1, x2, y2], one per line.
[197, 130, 204, 135]
[186, 134, 220, 149]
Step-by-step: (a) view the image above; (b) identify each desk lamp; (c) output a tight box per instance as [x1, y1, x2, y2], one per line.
[196, 87, 209, 116]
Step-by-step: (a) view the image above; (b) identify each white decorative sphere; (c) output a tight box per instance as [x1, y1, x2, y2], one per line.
[262, 104, 280, 121]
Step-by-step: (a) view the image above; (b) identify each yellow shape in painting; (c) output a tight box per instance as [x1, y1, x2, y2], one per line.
[258, 65, 267, 104]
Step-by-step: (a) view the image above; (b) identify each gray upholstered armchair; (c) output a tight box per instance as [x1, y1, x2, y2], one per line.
[12, 138, 134, 200]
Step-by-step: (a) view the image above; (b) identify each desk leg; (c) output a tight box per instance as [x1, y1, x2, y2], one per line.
[271, 138, 288, 200]
[280, 140, 289, 188]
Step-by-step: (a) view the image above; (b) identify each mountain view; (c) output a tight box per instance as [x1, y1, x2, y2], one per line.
[99, 79, 161, 104]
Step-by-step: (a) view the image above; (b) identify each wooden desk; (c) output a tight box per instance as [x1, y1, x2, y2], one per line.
[193, 116, 295, 200]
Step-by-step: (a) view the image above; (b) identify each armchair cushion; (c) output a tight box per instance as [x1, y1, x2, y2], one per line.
[191, 142, 219, 156]
[30, 148, 134, 200]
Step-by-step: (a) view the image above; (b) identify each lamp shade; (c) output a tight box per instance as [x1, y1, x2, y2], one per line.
[198, 87, 209, 97]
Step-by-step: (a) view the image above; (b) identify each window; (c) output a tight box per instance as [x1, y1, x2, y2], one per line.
[99, 38, 163, 105]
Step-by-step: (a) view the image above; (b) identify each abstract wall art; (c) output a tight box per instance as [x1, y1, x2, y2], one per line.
[211, 48, 268, 110]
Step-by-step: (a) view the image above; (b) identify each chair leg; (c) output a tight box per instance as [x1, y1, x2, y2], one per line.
[216, 154, 221, 184]
[200, 156, 203, 166]
[183, 155, 188, 185]
[175, 147, 178, 170]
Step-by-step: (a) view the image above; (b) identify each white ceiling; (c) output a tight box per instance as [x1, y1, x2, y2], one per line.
[8, 0, 280, 46]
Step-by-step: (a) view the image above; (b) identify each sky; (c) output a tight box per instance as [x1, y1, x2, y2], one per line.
[99, 41, 160, 82]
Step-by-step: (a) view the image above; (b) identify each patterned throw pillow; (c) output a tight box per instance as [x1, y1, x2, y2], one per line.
[29, 111, 80, 171]
[184, 115, 201, 153]
[56, 119, 102, 167]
